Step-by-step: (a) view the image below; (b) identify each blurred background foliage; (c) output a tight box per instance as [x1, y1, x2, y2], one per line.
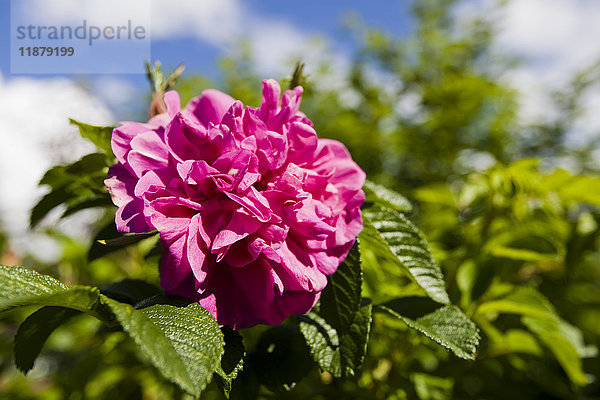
[2, 0, 600, 399]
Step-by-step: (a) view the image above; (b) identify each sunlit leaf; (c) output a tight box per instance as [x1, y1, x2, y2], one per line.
[361, 207, 449, 304]
[70, 119, 115, 157]
[379, 298, 479, 360]
[298, 302, 372, 378]
[104, 298, 224, 397]
[363, 180, 413, 213]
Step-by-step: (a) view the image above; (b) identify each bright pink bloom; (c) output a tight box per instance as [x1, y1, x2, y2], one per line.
[105, 80, 365, 329]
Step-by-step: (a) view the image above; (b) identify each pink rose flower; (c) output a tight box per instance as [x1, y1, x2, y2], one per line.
[105, 80, 365, 329]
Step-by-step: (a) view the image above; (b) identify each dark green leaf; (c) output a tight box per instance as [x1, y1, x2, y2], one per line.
[39, 153, 109, 189]
[70, 119, 115, 157]
[319, 242, 362, 334]
[378, 300, 479, 360]
[103, 298, 224, 397]
[100, 279, 163, 305]
[98, 231, 158, 247]
[299, 242, 372, 378]
[339, 302, 372, 377]
[32, 153, 111, 228]
[88, 220, 121, 261]
[14, 306, 80, 374]
[299, 302, 373, 378]
[88, 222, 157, 261]
[215, 327, 245, 398]
[361, 207, 450, 304]
[61, 194, 113, 218]
[30, 188, 70, 229]
[250, 325, 314, 392]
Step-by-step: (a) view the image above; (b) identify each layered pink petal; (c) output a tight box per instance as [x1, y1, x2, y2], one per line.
[106, 80, 365, 329]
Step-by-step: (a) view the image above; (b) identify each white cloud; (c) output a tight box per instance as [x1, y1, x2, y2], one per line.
[244, 21, 313, 77]
[22, 0, 347, 80]
[23, 0, 151, 29]
[150, 0, 243, 45]
[496, 0, 600, 83]
[457, 0, 600, 143]
[0, 72, 113, 260]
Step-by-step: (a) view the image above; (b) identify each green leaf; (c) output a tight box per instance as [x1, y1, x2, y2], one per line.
[379, 298, 480, 360]
[523, 317, 588, 386]
[30, 188, 71, 229]
[363, 180, 413, 213]
[61, 195, 113, 218]
[0, 265, 66, 300]
[0, 266, 115, 323]
[476, 285, 556, 321]
[70, 119, 115, 157]
[215, 327, 245, 398]
[88, 221, 121, 261]
[97, 231, 158, 247]
[361, 207, 450, 304]
[476, 285, 590, 386]
[487, 329, 543, 357]
[299, 302, 373, 378]
[88, 222, 157, 261]
[14, 306, 80, 374]
[103, 298, 224, 397]
[0, 266, 225, 397]
[298, 312, 340, 376]
[299, 242, 373, 378]
[31, 153, 112, 228]
[339, 303, 372, 376]
[39, 152, 109, 189]
[319, 242, 362, 334]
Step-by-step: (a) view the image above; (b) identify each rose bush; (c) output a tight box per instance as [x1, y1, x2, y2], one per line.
[105, 80, 365, 328]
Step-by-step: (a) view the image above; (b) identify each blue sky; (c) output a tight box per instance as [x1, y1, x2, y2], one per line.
[0, 0, 413, 97]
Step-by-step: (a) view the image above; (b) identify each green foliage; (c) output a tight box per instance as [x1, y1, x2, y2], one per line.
[214, 327, 245, 398]
[0, 266, 110, 321]
[318, 243, 363, 335]
[299, 303, 373, 379]
[2, 175, 483, 399]
[3, 0, 600, 398]
[105, 298, 224, 397]
[415, 160, 600, 397]
[362, 206, 449, 305]
[363, 180, 413, 213]
[0, 266, 227, 398]
[379, 300, 479, 360]
[30, 152, 113, 228]
[411, 372, 453, 400]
